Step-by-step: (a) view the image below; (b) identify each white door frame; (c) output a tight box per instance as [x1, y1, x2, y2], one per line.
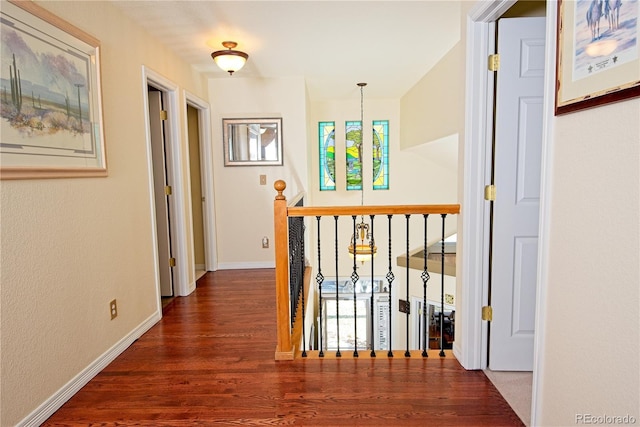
[184, 90, 218, 272]
[460, 0, 556, 423]
[142, 66, 191, 299]
[458, 0, 513, 370]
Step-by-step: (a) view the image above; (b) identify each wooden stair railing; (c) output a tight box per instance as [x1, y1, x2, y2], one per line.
[273, 180, 461, 360]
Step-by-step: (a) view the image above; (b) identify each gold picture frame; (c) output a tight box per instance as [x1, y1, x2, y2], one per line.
[555, 0, 640, 115]
[1, 1, 107, 179]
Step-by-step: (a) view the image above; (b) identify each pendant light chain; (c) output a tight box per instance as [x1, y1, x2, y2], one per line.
[358, 83, 367, 211]
[348, 83, 376, 264]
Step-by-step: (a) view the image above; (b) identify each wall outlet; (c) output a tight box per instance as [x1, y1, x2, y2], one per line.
[262, 236, 269, 248]
[110, 299, 118, 320]
[445, 294, 454, 305]
[259, 174, 267, 185]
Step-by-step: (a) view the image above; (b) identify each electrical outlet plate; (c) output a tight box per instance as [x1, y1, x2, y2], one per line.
[259, 175, 267, 185]
[110, 299, 118, 320]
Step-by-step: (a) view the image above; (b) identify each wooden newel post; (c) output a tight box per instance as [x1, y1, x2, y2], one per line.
[274, 180, 293, 360]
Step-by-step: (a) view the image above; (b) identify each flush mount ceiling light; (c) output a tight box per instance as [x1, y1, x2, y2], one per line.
[211, 41, 248, 75]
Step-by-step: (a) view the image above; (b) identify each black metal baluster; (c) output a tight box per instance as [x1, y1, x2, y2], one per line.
[405, 214, 411, 358]
[386, 215, 395, 358]
[440, 214, 447, 358]
[334, 215, 341, 358]
[288, 218, 295, 325]
[369, 215, 376, 358]
[289, 216, 305, 330]
[301, 255, 307, 355]
[422, 214, 430, 358]
[351, 215, 359, 358]
[316, 216, 324, 358]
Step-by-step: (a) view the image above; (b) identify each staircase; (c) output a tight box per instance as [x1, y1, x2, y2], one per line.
[397, 234, 456, 276]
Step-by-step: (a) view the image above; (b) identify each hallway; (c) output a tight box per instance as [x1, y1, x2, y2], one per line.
[43, 269, 523, 426]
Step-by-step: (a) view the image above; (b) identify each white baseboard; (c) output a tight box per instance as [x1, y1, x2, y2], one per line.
[18, 310, 162, 427]
[453, 342, 466, 368]
[216, 261, 275, 270]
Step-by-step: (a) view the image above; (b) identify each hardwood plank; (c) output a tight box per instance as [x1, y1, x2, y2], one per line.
[43, 269, 523, 426]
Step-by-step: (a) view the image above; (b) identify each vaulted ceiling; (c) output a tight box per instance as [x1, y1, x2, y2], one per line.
[110, 1, 462, 101]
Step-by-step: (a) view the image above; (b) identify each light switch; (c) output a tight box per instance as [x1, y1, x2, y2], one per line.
[260, 175, 267, 185]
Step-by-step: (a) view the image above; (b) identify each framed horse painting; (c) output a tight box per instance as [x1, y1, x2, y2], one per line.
[555, 0, 640, 115]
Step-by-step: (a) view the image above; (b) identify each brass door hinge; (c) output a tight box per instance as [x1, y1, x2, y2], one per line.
[165, 185, 172, 196]
[488, 54, 500, 71]
[484, 184, 496, 201]
[160, 110, 168, 121]
[482, 306, 493, 321]
[169, 257, 176, 267]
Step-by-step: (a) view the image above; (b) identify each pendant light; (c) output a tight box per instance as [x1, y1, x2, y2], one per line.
[211, 41, 248, 75]
[348, 82, 377, 264]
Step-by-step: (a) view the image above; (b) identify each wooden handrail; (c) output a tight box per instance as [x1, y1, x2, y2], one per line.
[288, 204, 460, 217]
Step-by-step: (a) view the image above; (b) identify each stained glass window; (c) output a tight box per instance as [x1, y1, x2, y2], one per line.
[372, 120, 389, 190]
[319, 122, 335, 191]
[345, 120, 362, 191]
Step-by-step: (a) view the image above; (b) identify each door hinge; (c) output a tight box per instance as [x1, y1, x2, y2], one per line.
[488, 53, 500, 71]
[484, 184, 496, 201]
[160, 110, 168, 121]
[169, 257, 176, 267]
[165, 185, 172, 196]
[482, 306, 493, 321]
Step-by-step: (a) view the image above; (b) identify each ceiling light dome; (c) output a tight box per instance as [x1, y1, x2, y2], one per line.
[211, 41, 248, 75]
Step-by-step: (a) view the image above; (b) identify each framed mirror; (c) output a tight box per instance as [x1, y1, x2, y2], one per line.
[223, 118, 283, 166]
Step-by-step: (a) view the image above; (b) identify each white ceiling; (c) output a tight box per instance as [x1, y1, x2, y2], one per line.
[110, 1, 462, 101]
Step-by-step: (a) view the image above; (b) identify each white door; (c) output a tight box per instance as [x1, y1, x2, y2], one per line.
[489, 17, 545, 371]
[148, 89, 174, 297]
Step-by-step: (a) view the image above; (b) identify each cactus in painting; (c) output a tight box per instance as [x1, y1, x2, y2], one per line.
[65, 93, 71, 118]
[9, 53, 23, 114]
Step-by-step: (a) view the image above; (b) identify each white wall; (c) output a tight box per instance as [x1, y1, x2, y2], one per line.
[400, 42, 464, 150]
[0, 2, 207, 425]
[208, 76, 308, 269]
[537, 100, 640, 424]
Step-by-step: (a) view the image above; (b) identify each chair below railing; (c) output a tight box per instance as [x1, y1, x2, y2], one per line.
[273, 180, 460, 360]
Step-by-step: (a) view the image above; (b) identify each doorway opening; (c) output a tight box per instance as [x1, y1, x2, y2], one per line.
[148, 86, 175, 300]
[461, 0, 554, 425]
[185, 91, 218, 276]
[187, 104, 206, 281]
[143, 67, 193, 315]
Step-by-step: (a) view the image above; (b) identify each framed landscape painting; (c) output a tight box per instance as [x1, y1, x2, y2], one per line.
[555, 0, 640, 114]
[0, 0, 106, 179]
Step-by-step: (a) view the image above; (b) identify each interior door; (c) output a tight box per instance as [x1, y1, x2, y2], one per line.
[187, 105, 206, 277]
[489, 17, 545, 371]
[148, 89, 174, 297]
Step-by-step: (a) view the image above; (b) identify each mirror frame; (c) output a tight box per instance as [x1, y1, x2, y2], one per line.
[222, 117, 283, 166]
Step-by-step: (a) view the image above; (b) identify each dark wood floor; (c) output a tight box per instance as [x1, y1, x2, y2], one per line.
[43, 269, 523, 426]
